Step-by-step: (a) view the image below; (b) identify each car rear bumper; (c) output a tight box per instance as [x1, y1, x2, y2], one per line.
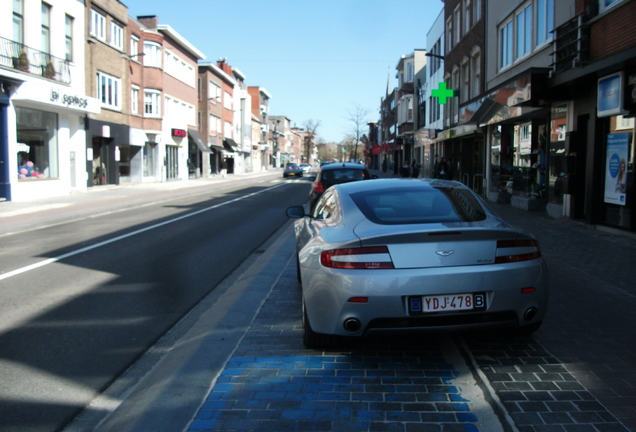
[301, 259, 548, 336]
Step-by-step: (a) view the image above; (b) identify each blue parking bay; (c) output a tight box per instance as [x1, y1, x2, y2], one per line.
[187, 254, 485, 432]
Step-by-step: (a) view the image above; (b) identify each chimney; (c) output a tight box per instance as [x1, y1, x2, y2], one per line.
[137, 15, 158, 29]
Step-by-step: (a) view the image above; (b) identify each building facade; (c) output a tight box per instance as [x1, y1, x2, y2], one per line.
[1, 0, 100, 201]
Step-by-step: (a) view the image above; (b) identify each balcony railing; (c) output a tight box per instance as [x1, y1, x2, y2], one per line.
[0, 36, 71, 84]
[550, 14, 590, 75]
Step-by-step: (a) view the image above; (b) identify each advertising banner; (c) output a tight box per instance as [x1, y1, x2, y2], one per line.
[604, 132, 630, 205]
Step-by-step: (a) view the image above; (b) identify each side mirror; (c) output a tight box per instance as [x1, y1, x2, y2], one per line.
[286, 206, 306, 218]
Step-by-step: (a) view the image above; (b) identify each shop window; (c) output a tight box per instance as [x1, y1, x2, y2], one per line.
[143, 142, 156, 177]
[16, 107, 58, 181]
[548, 104, 567, 204]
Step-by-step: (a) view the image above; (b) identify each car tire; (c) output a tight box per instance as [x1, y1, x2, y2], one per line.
[302, 301, 331, 350]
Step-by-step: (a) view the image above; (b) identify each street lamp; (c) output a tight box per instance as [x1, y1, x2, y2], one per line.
[425, 52, 444, 60]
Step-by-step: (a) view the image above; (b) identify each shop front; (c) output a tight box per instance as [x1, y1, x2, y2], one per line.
[187, 128, 211, 179]
[2, 78, 99, 201]
[478, 71, 552, 211]
[128, 127, 160, 183]
[86, 119, 129, 187]
[549, 59, 636, 232]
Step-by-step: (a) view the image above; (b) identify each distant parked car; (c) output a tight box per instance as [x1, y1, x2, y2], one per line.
[299, 163, 311, 173]
[283, 163, 303, 178]
[308, 162, 375, 211]
[287, 178, 548, 349]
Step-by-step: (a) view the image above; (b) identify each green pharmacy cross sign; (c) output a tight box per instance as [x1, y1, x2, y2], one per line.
[432, 82, 457, 105]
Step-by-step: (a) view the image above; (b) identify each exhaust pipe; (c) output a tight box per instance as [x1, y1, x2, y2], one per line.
[524, 307, 537, 322]
[343, 318, 361, 332]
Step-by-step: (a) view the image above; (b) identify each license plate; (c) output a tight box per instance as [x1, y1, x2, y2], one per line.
[408, 293, 486, 314]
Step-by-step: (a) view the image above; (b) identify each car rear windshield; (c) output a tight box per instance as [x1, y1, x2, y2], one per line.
[350, 187, 487, 224]
[320, 169, 368, 183]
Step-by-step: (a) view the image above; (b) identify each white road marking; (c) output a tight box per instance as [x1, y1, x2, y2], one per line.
[0, 184, 284, 281]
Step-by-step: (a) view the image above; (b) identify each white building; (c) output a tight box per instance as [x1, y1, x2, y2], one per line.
[1, 0, 100, 201]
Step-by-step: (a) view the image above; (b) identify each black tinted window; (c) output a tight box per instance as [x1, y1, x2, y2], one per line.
[320, 169, 367, 182]
[350, 187, 487, 224]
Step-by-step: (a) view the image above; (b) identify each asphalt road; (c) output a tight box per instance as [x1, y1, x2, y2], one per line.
[0, 173, 311, 432]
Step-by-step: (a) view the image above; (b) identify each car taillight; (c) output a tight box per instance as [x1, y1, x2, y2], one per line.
[320, 246, 394, 269]
[495, 239, 541, 263]
[313, 181, 324, 194]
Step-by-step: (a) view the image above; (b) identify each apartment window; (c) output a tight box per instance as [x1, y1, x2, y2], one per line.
[41, 3, 51, 55]
[536, 0, 554, 46]
[130, 35, 139, 60]
[454, 6, 461, 44]
[601, 0, 625, 11]
[131, 85, 139, 114]
[224, 92, 232, 110]
[210, 114, 221, 134]
[429, 39, 442, 75]
[208, 81, 221, 102]
[407, 63, 414, 83]
[110, 22, 123, 50]
[516, 4, 532, 59]
[65, 14, 73, 62]
[143, 41, 161, 67]
[90, 9, 106, 41]
[470, 47, 481, 99]
[97, 71, 121, 109]
[163, 50, 195, 86]
[224, 121, 233, 139]
[446, 17, 453, 51]
[499, 19, 513, 70]
[463, 0, 471, 34]
[451, 67, 460, 123]
[13, 0, 24, 44]
[461, 57, 470, 103]
[144, 90, 161, 117]
[473, 0, 482, 24]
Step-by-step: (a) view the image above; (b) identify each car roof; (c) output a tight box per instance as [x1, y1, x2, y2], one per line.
[319, 162, 367, 171]
[334, 178, 468, 193]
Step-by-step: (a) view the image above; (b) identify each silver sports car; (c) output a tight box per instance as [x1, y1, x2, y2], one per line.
[286, 178, 548, 349]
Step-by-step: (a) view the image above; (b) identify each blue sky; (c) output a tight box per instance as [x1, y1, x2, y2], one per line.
[124, 0, 443, 143]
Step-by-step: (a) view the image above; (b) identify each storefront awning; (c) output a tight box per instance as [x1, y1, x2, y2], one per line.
[188, 128, 212, 153]
[223, 138, 241, 153]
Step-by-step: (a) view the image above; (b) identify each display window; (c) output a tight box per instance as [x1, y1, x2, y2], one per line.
[16, 107, 58, 181]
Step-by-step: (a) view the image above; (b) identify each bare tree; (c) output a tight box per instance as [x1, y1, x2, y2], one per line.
[302, 119, 321, 163]
[346, 103, 370, 162]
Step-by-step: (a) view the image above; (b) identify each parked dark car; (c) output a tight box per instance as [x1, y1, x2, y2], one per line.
[308, 162, 375, 211]
[283, 163, 303, 178]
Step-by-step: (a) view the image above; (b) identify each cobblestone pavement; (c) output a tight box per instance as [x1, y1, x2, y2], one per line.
[186, 255, 503, 432]
[466, 201, 636, 432]
[187, 198, 636, 432]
